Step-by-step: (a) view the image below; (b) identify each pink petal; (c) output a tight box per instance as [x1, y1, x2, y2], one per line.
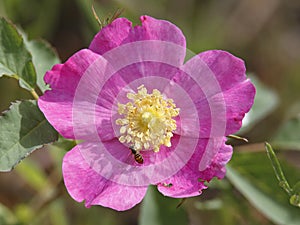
[38, 49, 119, 141]
[38, 49, 99, 139]
[89, 15, 186, 64]
[198, 140, 233, 181]
[197, 50, 255, 134]
[79, 136, 196, 186]
[89, 18, 132, 55]
[99, 61, 181, 109]
[157, 166, 207, 198]
[210, 79, 255, 135]
[62, 144, 148, 211]
[171, 50, 255, 138]
[126, 15, 186, 48]
[198, 50, 247, 91]
[157, 138, 232, 198]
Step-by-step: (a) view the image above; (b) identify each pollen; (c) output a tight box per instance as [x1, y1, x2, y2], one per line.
[116, 85, 180, 153]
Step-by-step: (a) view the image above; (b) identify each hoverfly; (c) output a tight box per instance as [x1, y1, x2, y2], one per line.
[129, 146, 144, 164]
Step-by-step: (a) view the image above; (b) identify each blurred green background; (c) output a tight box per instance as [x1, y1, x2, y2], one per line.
[0, 0, 300, 225]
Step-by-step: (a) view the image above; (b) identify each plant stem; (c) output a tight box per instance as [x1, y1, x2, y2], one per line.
[265, 142, 293, 196]
[30, 89, 39, 100]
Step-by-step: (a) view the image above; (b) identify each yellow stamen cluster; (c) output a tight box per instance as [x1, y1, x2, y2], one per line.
[116, 85, 180, 153]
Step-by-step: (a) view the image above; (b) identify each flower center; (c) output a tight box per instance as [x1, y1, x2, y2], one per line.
[116, 85, 180, 153]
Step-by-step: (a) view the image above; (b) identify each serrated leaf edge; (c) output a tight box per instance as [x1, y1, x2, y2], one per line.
[0, 100, 58, 171]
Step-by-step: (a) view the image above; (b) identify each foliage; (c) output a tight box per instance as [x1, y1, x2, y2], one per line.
[0, 100, 57, 171]
[0, 18, 36, 91]
[0, 17, 59, 172]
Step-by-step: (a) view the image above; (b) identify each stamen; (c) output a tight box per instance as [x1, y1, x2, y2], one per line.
[116, 85, 180, 152]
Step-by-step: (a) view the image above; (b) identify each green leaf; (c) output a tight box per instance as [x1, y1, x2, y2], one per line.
[0, 100, 58, 171]
[139, 186, 188, 225]
[227, 155, 300, 225]
[0, 17, 36, 91]
[24, 38, 60, 93]
[272, 115, 300, 150]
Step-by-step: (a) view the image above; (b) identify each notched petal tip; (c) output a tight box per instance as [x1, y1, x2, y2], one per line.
[139, 15, 186, 48]
[90, 14, 186, 56]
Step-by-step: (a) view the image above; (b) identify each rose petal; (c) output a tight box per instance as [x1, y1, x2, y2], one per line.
[198, 50, 247, 91]
[38, 49, 99, 139]
[89, 15, 186, 64]
[157, 166, 207, 198]
[210, 79, 255, 135]
[170, 50, 255, 138]
[78, 136, 194, 187]
[89, 18, 132, 55]
[126, 15, 186, 48]
[157, 138, 232, 198]
[38, 49, 121, 141]
[198, 140, 233, 181]
[197, 50, 255, 134]
[63, 144, 148, 211]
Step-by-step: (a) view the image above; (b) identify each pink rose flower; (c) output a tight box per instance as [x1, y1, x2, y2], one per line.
[38, 15, 255, 211]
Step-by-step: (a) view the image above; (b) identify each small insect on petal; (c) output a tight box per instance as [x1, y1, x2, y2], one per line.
[129, 146, 144, 164]
[162, 183, 173, 188]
